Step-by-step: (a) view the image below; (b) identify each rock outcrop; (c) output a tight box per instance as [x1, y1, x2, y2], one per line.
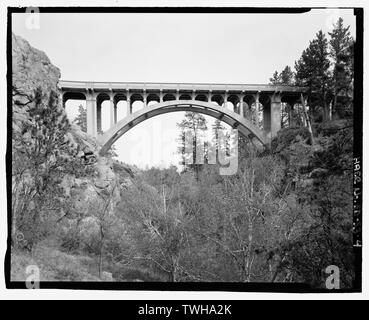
[12, 33, 61, 99]
[12, 33, 123, 233]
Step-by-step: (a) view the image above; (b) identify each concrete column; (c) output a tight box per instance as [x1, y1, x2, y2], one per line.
[288, 101, 293, 126]
[208, 92, 212, 103]
[255, 92, 260, 108]
[110, 94, 115, 128]
[254, 92, 260, 125]
[159, 90, 163, 103]
[97, 102, 102, 134]
[127, 91, 131, 115]
[143, 91, 147, 108]
[239, 95, 244, 117]
[86, 91, 97, 138]
[224, 92, 228, 107]
[114, 105, 117, 124]
[263, 96, 271, 134]
[270, 93, 282, 137]
[127, 98, 131, 115]
[287, 99, 297, 127]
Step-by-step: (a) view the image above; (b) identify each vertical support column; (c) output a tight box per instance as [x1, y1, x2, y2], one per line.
[114, 103, 117, 124]
[270, 92, 282, 137]
[126, 91, 131, 115]
[224, 92, 228, 108]
[289, 101, 296, 127]
[208, 91, 212, 103]
[263, 95, 271, 134]
[109, 92, 115, 128]
[254, 92, 260, 125]
[239, 94, 244, 117]
[143, 91, 147, 108]
[86, 91, 97, 138]
[159, 90, 163, 103]
[96, 100, 102, 134]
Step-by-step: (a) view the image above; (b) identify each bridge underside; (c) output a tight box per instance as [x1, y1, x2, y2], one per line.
[60, 81, 307, 155]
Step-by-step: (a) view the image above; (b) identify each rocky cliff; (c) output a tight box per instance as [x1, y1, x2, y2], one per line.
[12, 33, 61, 99]
[12, 33, 122, 229]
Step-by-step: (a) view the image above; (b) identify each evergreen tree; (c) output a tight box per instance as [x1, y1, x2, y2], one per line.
[269, 66, 294, 85]
[211, 119, 224, 161]
[295, 30, 332, 121]
[328, 18, 354, 118]
[12, 87, 82, 247]
[280, 66, 295, 85]
[73, 104, 87, 132]
[269, 70, 281, 85]
[177, 112, 207, 178]
[269, 66, 295, 128]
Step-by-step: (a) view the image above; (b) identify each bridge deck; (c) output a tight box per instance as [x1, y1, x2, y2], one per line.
[59, 80, 307, 94]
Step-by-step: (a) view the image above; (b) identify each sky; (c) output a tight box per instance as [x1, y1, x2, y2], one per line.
[12, 9, 356, 169]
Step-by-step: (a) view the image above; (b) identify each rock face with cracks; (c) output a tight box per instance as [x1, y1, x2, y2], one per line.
[12, 33, 61, 100]
[12, 33, 122, 241]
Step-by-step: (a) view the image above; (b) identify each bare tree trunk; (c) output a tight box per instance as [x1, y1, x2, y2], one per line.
[169, 257, 179, 282]
[300, 94, 314, 145]
[244, 170, 255, 282]
[245, 219, 254, 282]
[162, 185, 167, 214]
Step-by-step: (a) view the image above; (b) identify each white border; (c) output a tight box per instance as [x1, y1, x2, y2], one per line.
[0, 0, 367, 300]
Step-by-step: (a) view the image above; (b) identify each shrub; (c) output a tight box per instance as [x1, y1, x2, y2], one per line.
[271, 126, 311, 153]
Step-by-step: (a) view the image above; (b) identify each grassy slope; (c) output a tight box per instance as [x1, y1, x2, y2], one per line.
[11, 243, 102, 281]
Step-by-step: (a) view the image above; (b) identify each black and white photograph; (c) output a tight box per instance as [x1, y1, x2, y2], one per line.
[2, 2, 365, 298]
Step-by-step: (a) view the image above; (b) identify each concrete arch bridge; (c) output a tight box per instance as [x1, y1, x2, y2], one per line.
[59, 81, 308, 155]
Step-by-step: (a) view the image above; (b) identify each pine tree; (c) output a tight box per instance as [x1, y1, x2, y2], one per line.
[280, 66, 295, 85]
[211, 119, 224, 156]
[73, 104, 87, 132]
[12, 87, 81, 247]
[269, 66, 295, 127]
[269, 66, 294, 85]
[177, 112, 207, 178]
[328, 18, 354, 118]
[269, 70, 281, 85]
[295, 30, 332, 121]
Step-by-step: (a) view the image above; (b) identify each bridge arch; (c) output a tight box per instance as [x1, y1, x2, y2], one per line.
[59, 80, 308, 150]
[98, 100, 270, 156]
